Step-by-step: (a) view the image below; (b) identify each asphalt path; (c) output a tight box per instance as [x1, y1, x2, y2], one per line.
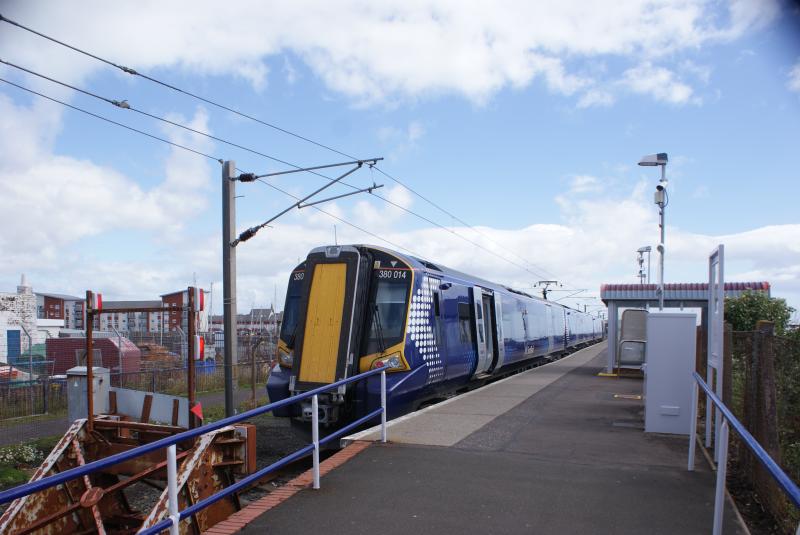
[243, 348, 745, 534]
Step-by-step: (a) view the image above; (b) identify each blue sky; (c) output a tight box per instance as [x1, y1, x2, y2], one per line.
[1, 0, 799, 317]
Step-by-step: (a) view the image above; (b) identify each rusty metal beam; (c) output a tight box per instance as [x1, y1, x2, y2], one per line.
[188, 286, 197, 429]
[93, 419, 185, 433]
[71, 439, 106, 535]
[86, 290, 95, 433]
[11, 439, 191, 534]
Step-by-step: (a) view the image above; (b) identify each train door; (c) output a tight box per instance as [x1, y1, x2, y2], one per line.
[492, 298, 505, 371]
[482, 293, 500, 372]
[292, 246, 365, 389]
[545, 304, 554, 352]
[470, 287, 495, 376]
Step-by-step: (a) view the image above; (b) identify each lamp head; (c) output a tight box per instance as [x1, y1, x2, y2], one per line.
[638, 153, 668, 167]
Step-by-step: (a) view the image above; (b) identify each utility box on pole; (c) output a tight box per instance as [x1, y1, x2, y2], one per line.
[644, 312, 696, 435]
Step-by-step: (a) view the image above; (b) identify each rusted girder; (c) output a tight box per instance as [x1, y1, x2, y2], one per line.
[0, 418, 256, 534]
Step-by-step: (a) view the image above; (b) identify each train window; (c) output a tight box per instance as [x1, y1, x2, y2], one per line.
[279, 271, 304, 347]
[433, 292, 440, 317]
[458, 302, 472, 344]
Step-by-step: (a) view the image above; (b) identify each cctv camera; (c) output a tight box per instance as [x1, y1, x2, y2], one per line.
[656, 184, 664, 191]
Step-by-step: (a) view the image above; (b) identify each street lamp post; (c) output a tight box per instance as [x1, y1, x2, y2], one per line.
[638, 153, 668, 310]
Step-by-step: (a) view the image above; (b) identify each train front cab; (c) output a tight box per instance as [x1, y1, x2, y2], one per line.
[268, 245, 370, 423]
[267, 246, 420, 426]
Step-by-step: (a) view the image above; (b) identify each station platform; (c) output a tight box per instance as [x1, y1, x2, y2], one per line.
[236, 343, 746, 534]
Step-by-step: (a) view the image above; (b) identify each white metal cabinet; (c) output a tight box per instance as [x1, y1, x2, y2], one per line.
[644, 312, 696, 435]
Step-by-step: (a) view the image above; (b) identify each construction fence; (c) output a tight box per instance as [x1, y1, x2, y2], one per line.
[698, 322, 800, 533]
[0, 332, 279, 445]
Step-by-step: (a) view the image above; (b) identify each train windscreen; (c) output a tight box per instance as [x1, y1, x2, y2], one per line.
[279, 268, 304, 346]
[361, 268, 412, 354]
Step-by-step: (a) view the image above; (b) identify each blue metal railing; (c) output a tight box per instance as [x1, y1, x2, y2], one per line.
[0, 367, 388, 534]
[688, 371, 800, 535]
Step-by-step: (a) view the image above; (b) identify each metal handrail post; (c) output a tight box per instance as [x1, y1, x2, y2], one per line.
[705, 368, 713, 449]
[688, 380, 698, 471]
[712, 420, 729, 535]
[714, 397, 723, 462]
[166, 444, 180, 535]
[176, 327, 186, 363]
[111, 326, 123, 384]
[381, 371, 387, 443]
[20, 325, 34, 413]
[312, 394, 320, 489]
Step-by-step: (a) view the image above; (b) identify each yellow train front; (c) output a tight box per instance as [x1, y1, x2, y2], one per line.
[267, 244, 603, 433]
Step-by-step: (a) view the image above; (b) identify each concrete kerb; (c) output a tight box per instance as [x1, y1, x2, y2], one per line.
[341, 341, 605, 446]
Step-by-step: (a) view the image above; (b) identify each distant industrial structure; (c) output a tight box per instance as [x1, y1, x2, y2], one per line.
[209, 306, 282, 335]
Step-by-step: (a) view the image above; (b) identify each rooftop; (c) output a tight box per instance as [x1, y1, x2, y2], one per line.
[35, 292, 84, 301]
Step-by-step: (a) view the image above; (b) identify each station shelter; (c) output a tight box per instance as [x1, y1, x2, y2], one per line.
[599, 282, 770, 373]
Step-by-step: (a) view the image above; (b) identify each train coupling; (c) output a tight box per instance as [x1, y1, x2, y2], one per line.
[300, 397, 340, 425]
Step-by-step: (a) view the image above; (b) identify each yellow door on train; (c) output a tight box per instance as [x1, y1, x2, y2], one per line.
[299, 263, 347, 384]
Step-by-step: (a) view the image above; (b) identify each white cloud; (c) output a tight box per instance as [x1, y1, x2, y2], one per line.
[680, 59, 712, 84]
[0, 0, 794, 315]
[377, 120, 427, 160]
[223, 176, 800, 314]
[621, 62, 696, 104]
[568, 175, 603, 194]
[0, 0, 780, 106]
[283, 57, 298, 85]
[0, 93, 215, 273]
[577, 89, 615, 109]
[788, 59, 800, 93]
[7, 150, 799, 315]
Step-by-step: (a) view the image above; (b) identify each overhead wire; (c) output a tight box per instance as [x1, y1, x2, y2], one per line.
[245, 172, 424, 259]
[0, 12, 354, 161]
[0, 15, 589, 292]
[0, 77, 223, 164]
[1, 58, 557, 283]
[0, 58, 337, 171]
[0, 13, 568, 285]
[0, 75, 422, 261]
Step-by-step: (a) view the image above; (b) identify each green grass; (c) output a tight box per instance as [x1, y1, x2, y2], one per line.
[0, 466, 27, 489]
[29, 435, 61, 455]
[200, 397, 271, 424]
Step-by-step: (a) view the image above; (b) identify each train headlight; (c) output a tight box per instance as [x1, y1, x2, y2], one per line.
[278, 351, 294, 369]
[370, 353, 408, 372]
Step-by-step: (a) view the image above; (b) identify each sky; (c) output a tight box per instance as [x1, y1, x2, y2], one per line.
[1, 0, 799, 320]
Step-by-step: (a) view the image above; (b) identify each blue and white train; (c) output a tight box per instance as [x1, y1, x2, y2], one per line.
[267, 245, 603, 427]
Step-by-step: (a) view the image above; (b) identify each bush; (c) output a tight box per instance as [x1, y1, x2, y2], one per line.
[725, 291, 794, 334]
[0, 444, 43, 467]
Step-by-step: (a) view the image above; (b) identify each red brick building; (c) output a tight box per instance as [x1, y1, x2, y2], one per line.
[35, 292, 84, 329]
[46, 336, 142, 374]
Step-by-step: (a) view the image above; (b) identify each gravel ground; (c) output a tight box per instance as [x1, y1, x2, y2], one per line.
[120, 413, 312, 516]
